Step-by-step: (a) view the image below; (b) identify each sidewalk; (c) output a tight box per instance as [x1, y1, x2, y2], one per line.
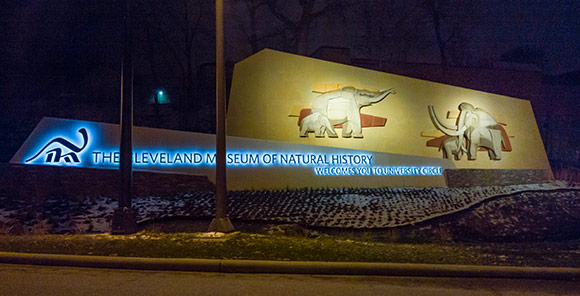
[1, 251, 579, 281]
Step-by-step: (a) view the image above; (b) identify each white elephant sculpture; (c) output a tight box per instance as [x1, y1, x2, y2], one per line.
[300, 86, 395, 138]
[440, 136, 463, 160]
[300, 112, 337, 138]
[429, 102, 503, 160]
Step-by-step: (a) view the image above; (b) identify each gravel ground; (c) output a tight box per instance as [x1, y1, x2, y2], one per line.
[0, 182, 578, 234]
[437, 189, 580, 242]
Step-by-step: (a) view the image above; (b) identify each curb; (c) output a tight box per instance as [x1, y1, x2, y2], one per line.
[1, 252, 579, 280]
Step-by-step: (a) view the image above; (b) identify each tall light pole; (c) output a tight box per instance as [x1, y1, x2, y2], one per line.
[112, 0, 137, 234]
[209, 0, 234, 232]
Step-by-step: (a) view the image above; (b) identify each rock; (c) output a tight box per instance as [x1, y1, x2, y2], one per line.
[266, 223, 309, 237]
[195, 231, 225, 238]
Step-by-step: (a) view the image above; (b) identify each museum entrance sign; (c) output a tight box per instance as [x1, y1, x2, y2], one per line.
[11, 117, 452, 189]
[228, 49, 552, 174]
[12, 49, 551, 189]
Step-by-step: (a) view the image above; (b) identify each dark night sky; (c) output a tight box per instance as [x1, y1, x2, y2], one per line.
[290, 0, 580, 74]
[479, 0, 580, 74]
[1, 0, 579, 163]
[4, 1, 580, 74]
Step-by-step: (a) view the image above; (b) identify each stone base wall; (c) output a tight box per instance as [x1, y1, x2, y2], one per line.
[0, 164, 214, 201]
[445, 169, 551, 188]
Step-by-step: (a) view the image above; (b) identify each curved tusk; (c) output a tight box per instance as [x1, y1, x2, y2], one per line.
[428, 105, 458, 130]
[428, 105, 463, 136]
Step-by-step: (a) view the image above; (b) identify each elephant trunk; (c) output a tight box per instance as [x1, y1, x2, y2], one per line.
[369, 88, 396, 103]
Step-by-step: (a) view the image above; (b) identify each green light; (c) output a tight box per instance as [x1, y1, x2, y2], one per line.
[154, 89, 169, 104]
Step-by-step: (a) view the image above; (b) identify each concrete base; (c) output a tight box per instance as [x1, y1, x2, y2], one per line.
[445, 169, 552, 187]
[208, 217, 235, 233]
[111, 208, 138, 234]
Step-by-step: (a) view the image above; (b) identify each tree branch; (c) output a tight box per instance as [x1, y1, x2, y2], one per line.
[265, 0, 295, 28]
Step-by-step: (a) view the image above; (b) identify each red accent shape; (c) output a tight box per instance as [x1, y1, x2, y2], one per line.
[426, 135, 450, 148]
[361, 114, 387, 127]
[297, 108, 387, 128]
[297, 109, 312, 126]
[495, 125, 512, 152]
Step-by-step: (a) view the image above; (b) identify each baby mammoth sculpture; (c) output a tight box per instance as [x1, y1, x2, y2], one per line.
[300, 86, 396, 138]
[428, 102, 504, 160]
[440, 136, 464, 160]
[300, 112, 337, 138]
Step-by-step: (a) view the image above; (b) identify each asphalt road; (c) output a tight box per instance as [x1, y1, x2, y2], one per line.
[0, 264, 579, 296]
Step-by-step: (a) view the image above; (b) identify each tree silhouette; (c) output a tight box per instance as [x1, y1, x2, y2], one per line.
[135, 0, 215, 130]
[418, 0, 478, 66]
[263, 0, 354, 55]
[354, 0, 420, 65]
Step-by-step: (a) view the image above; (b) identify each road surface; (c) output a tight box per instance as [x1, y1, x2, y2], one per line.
[0, 263, 578, 295]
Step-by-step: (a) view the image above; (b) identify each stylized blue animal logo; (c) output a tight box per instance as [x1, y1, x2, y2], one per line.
[26, 128, 89, 164]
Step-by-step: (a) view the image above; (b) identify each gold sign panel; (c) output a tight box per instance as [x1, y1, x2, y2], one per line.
[228, 49, 551, 174]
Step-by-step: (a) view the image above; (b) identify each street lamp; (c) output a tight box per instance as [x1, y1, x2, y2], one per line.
[208, 0, 234, 233]
[111, 0, 137, 234]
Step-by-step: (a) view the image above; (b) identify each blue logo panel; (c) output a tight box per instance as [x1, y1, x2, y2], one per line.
[26, 128, 89, 164]
[11, 117, 444, 177]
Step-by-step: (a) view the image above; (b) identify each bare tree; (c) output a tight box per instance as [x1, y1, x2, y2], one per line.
[421, 0, 449, 64]
[355, 0, 477, 66]
[354, 0, 423, 65]
[231, 0, 268, 53]
[418, 0, 478, 66]
[135, 0, 214, 129]
[263, 0, 354, 55]
[139, 0, 213, 92]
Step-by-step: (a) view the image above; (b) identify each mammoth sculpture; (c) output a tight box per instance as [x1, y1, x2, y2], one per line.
[428, 102, 503, 160]
[300, 86, 396, 138]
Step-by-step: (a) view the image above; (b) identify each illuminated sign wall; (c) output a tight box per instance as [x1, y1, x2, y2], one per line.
[227, 49, 552, 175]
[12, 50, 551, 189]
[11, 118, 454, 189]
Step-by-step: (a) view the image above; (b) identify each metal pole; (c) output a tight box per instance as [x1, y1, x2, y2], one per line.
[209, 0, 234, 232]
[112, 0, 137, 234]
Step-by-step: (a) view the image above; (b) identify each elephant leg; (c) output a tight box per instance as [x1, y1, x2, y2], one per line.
[346, 106, 363, 138]
[494, 144, 502, 160]
[351, 117, 363, 138]
[487, 148, 496, 160]
[299, 122, 309, 137]
[454, 150, 462, 160]
[479, 129, 502, 160]
[468, 133, 479, 160]
[327, 126, 338, 138]
[442, 146, 449, 159]
[491, 129, 502, 160]
[300, 114, 318, 137]
[452, 142, 461, 160]
[342, 121, 353, 138]
[441, 139, 452, 159]
[320, 116, 338, 138]
[443, 138, 461, 160]
[456, 138, 465, 160]
[315, 124, 325, 137]
[468, 145, 477, 160]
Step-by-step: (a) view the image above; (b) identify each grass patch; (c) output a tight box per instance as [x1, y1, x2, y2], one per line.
[0, 232, 579, 267]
